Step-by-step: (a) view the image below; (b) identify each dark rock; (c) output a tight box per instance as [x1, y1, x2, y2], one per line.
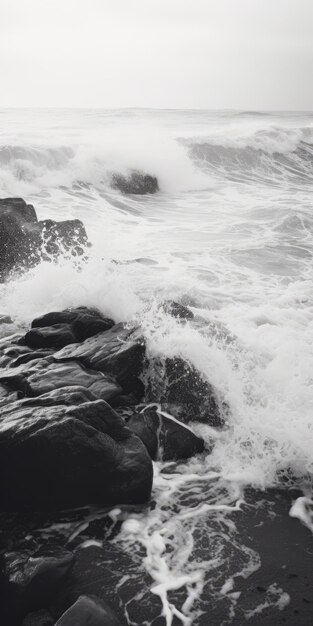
[0, 332, 29, 367]
[0, 358, 123, 402]
[25, 325, 76, 350]
[29, 307, 115, 346]
[0, 314, 13, 325]
[110, 171, 159, 195]
[23, 609, 55, 626]
[55, 595, 120, 626]
[6, 549, 74, 616]
[55, 324, 145, 398]
[0, 553, 19, 626]
[127, 406, 205, 461]
[51, 545, 160, 625]
[147, 357, 225, 427]
[39, 219, 88, 259]
[0, 381, 23, 404]
[0, 198, 88, 280]
[161, 300, 194, 320]
[21, 385, 99, 407]
[0, 397, 153, 510]
[10, 350, 54, 368]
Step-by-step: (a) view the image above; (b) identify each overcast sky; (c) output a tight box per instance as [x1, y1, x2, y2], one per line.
[1, 0, 313, 110]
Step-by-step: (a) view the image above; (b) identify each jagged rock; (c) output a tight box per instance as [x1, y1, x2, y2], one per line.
[39, 219, 87, 259]
[0, 332, 29, 367]
[147, 357, 224, 427]
[0, 358, 123, 402]
[0, 198, 88, 280]
[11, 350, 55, 368]
[0, 397, 153, 510]
[55, 595, 120, 626]
[110, 171, 159, 195]
[0, 382, 22, 404]
[22, 386, 100, 407]
[127, 406, 205, 461]
[54, 323, 145, 398]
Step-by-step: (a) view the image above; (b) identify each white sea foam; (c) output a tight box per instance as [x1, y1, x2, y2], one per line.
[1, 107, 313, 623]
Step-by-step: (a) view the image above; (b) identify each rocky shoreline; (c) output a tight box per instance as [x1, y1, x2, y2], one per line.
[0, 198, 312, 625]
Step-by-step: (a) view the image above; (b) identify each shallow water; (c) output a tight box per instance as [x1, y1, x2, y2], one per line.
[1, 108, 313, 623]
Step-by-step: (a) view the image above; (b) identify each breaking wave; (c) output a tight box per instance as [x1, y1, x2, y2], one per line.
[1, 108, 313, 624]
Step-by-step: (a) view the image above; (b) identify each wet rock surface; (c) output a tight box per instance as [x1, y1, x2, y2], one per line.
[0, 198, 88, 281]
[110, 171, 159, 195]
[0, 300, 231, 625]
[0, 304, 222, 515]
[127, 406, 205, 461]
[55, 595, 121, 626]
[0, 396, 153, 510]
[146, 356, 225, 427]
[54, 323, 146, 398]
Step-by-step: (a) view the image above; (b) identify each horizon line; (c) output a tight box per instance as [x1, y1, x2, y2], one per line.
[0, 106, 312, 114]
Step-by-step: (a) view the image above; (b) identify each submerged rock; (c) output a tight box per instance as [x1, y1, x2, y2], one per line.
[55, 595, 120, 626]
[127, 406, 205, 461]
[0, 197, 88, 281]
[110, 171, 159, 194]
[161, 300, 194, 320]
[0, 315, 13, 325]
[0, 397, 153, 510]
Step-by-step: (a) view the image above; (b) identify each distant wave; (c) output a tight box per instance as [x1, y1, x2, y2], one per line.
[186, 126, 313, 185]
[1, 124, 313, 197]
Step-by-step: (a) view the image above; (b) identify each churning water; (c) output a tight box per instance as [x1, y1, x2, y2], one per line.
[1, 108, 313, 623]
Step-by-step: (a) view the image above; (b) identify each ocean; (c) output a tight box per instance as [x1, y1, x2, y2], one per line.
[0, 108, 313, 624]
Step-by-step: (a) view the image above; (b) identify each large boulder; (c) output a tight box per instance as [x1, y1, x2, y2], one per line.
[110, 171, 159, 195]
[25, 307, 114, 350]
[54, 324, 145, 398]
[0, 198, 88, 280]
[127, 406, 205, 461]
[147, 357, 225, 427]
[0, 396, 153, 510]
[25, 324, 77, 350]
